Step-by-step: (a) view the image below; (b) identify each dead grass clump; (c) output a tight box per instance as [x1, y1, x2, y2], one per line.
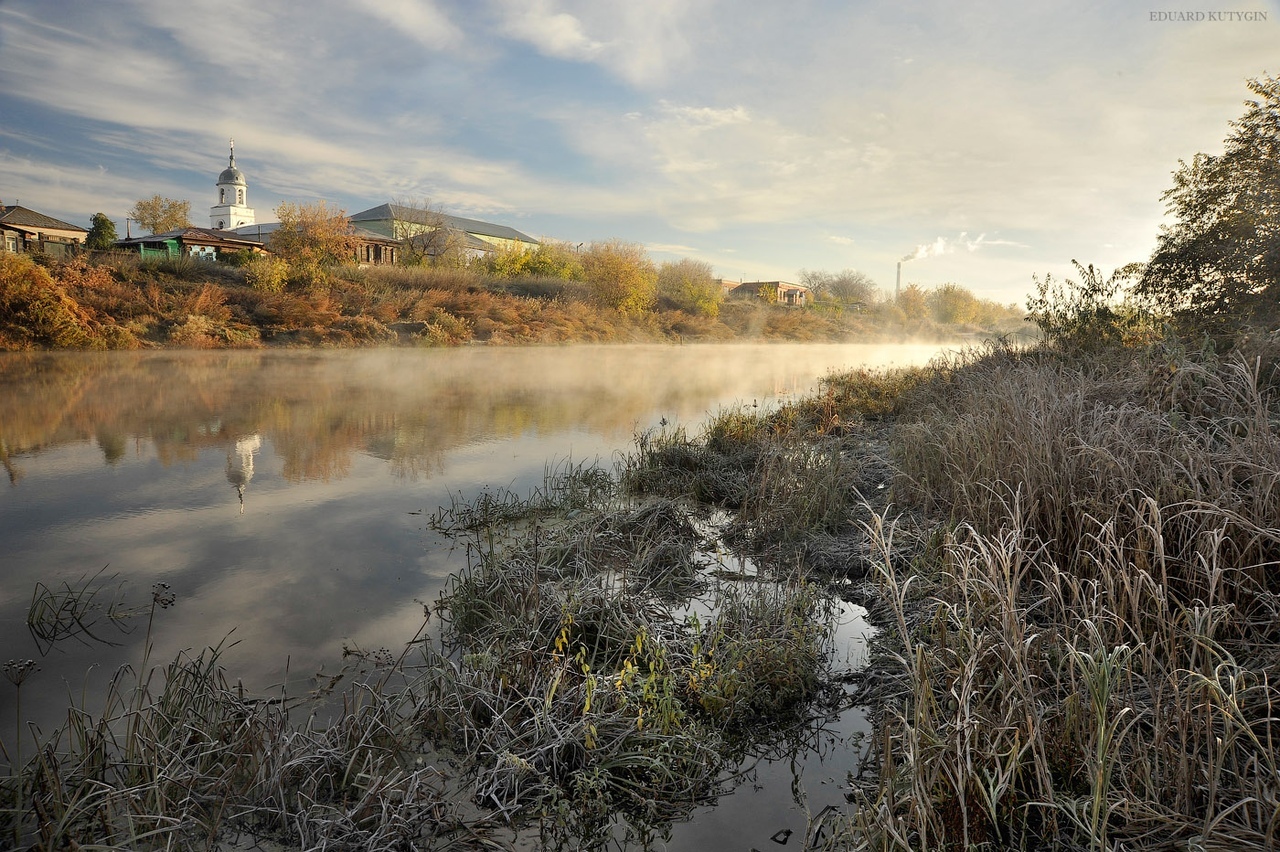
[3, 581, 482, 851]
[420, 468, 838, 845]
[844, 502, 1280, 851]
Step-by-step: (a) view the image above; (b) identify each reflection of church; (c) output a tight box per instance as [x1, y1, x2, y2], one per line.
[226, 434, 262, 513]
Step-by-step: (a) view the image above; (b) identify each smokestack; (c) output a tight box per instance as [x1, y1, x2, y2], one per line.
[895, 261, 901, 301]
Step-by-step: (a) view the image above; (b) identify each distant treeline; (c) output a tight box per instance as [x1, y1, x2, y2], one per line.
[0, 248, 1027, 350]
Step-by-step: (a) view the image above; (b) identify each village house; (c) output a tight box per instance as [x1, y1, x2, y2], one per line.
[1, 203, 87, 257]
[725, 280, 811, 306]
[115, 226, 271, 261]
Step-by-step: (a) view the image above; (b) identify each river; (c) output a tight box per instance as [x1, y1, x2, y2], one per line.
[0, 342, 946, 849]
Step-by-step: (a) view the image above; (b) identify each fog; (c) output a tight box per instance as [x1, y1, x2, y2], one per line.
[0, 342, 949, 764]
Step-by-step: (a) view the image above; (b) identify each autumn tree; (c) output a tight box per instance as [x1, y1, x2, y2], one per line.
[85, 213, 118, 250]
[525, 240, 584, 280]
[129, 195, 192, 234]
[267, 201, 359, 283]
[581, 240, 657, 314]
[487, 243, 533, 278]
[657, 258, 722, 317]
[895, 283, 929, 322]
[1137, 75, 1280, 332]
[927, 283, 979, 325]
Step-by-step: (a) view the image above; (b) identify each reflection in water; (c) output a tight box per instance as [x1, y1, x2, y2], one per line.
[0, 343, 949, 849]
[226, 434, 261, 513]
[0, 344, 948, 488]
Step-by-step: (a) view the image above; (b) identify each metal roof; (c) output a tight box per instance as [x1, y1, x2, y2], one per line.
[0, 205, 87, 233]
[115, 226, 266, 248]
[349, 203, 539, 245]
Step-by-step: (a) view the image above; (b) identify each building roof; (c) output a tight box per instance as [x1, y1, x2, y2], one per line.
[116, 226, 266, 250]
[0, 205, 87, 234]
[230, 222, 399, 246]
[349, 203, 539, 245]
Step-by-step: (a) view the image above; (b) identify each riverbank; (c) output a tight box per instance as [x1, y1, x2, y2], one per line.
[5, 335, 1277, 849]
[0, 252, 1027, 350]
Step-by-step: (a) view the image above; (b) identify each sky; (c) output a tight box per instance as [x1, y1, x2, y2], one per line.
[1, 1, 1277, 304]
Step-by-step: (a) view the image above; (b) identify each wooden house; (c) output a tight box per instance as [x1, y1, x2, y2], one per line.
[0, 204, 87, 257]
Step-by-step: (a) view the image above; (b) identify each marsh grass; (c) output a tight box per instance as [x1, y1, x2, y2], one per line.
[26, 568, 138, 654]
[4, 449, 845, 849]
[418, 464, 842, 847]
[828, 342, 1280, 851]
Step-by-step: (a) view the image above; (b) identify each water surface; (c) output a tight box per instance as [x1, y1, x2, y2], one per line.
[0, 342, 945, 847]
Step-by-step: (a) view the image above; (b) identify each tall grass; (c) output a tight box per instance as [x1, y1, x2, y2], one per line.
[831, 342, 1280, 850]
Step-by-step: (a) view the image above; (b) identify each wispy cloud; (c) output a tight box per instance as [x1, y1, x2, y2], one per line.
[351, 0, 464, 51]
[493, 0, 604, 60]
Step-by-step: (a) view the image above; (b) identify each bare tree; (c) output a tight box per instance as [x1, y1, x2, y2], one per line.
[388, 198, 464, 266]
[799, 268, 879, 306]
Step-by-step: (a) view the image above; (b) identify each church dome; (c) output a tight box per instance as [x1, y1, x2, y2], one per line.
[218, 163, 246, 186]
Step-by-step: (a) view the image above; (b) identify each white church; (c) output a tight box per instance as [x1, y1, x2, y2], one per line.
[210, 140, 255, 230]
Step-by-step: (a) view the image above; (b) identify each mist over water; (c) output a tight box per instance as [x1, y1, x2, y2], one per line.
[0, 342, 947, 846]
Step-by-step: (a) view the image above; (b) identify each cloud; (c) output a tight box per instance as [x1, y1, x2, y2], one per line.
[487, 0, 706, 85]
[646, 242, 701, 255]
[494, 0, 604, 60]
[350, 0, 464, 51]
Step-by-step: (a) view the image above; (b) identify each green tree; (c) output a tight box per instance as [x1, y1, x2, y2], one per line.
[1028, 261, 1156, 350]
[581, 240, 657, 314]
[128, 195, 192, 234]
[85, 213, 118, 250]
[657, 258, 722, 317]
[1137, 75, 1280, 332]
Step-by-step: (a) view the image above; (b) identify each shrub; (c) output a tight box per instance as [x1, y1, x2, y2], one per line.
[245, 255, 290, 293]
[657, 258, 722, 318]
[1027, 260, 1161, 351]
[581, 240, 656, 315]
[0, 253, 134, 349]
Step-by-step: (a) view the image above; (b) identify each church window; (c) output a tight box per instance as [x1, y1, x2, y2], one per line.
[220, 188, 225, 203]
[238, 189, 244, 204]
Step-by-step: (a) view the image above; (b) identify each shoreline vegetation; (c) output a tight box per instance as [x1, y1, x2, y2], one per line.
[5, 321, 1280, 849]
[0, 249, 1026, 351]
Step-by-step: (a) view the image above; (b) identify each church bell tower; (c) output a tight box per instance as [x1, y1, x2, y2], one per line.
[210, 139, 255, 230]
